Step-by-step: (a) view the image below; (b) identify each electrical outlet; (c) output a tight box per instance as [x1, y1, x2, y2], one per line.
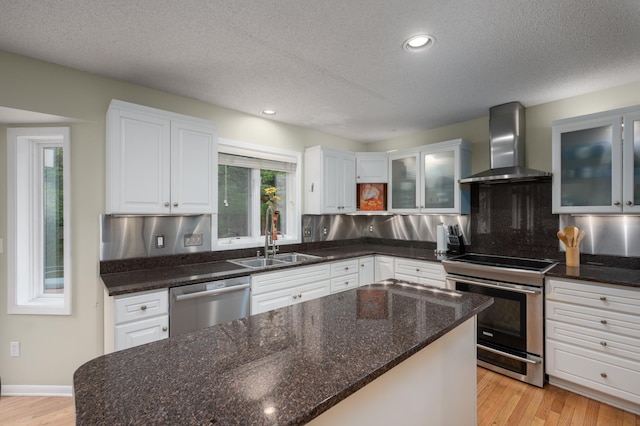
[155, 235, 165, 249]
[184, 233, 203, 247]
[10, 341, 20, 357]
[303, 227, 312, 237]
[369, 225, 374, 232]
[323, 227, 327, 236]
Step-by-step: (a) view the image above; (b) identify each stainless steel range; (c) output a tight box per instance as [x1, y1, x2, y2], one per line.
[442, 253, 557, 387]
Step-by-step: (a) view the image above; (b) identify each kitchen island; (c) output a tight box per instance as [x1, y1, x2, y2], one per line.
[74, 280, 492, 425]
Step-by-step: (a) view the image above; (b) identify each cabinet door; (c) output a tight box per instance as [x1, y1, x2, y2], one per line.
[422, 149, 456, 211]
[107, 107, 171, 214]
[170, 120, 217, 214]
[622, 112, 640, 213]
[552, 115, 623, 213]
[115, 315, 169, 350]
[340, 154, 357, 212]
[296, 280, 330, 303]
[252, 287, 297, 315]
[389, 153, 420, 211]
[357, 153, 388, 183]
[375, 255, 395, 281]
[322, 151, 342, 213]
[358, 256, 375, 286]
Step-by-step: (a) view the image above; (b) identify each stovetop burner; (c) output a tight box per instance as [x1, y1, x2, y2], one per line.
[449, 253, 556, 272]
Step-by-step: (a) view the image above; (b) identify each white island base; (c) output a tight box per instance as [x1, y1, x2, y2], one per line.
[309, 317, 477, 426]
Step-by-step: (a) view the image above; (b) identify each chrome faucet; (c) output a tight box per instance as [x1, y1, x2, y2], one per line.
[264, 205, 278, 258]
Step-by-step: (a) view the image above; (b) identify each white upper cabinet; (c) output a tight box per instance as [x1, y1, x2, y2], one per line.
[106, 100, 217, 214]
[356, 152, 388, 183]
[552, 105, 640, 214]
[304, 146, 356, 214]
[389, 139, 471, 214]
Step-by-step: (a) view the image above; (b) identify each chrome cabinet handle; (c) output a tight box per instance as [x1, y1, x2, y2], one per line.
[600, 296, 607, 302]
[601, 373, 608, 378]
[140, 305, 147, 311]
[162, 327, 168, 332]
[600, 341, 607, 347]
[626, 201, 633, 206]
[164, 202, 170, 207]
[298, 293, 302, 298]
[415, 268, 420, 272]
[614, 201, 621, 206]
[344, 267, 349, 271]
[293, 295, 298, 299]
[601, 319, 608, 325]
[344, 281, 349, 285]
[173, 283, 250, 301]
[173, 202, 178, 207]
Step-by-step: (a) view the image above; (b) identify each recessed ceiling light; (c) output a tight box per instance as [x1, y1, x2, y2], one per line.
[403, 34, 435, 53]
[261, 110, 276, 115]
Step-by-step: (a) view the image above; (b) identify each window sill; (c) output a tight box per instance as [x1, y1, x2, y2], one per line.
[9, 297, 71, 315]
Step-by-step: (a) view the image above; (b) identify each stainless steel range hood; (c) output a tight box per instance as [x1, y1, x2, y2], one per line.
[459, 102, 552, 184]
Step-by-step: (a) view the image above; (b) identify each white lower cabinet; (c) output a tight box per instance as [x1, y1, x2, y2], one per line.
[104, 288, 169, 353]
[394, 258, 445, 288]
[546, 278, 640, 414]
[375, 255, 395, 281]
[358, 256, 375, 286]
[251, 264, 331, 315]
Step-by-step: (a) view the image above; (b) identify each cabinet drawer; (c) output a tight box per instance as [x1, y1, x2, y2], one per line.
[114, 289, 168, 324]
[546, 300, 640, 338]
[547, 340, 640, 404]
[547, 319, 640, 363]
[251, 280, 329, 315]
[395, 258, 444, 281]
[331, 259, 359, 277]
[330, 274, 359, 293]
[115, 315, 169, 350]
[252, 264, 331, 295]
[546, 278, 640, 315]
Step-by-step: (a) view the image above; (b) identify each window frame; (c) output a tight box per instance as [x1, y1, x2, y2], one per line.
[214, 138, 301, 251]
[7, 127, 72, 315]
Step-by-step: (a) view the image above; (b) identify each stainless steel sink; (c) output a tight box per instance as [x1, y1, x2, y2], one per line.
[228, 258, 288, 269]
[273, 253, 320, 263]
[228, 252, 320, 269]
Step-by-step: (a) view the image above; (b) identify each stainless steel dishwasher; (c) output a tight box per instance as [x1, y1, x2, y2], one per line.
[169, 276, 250, 337]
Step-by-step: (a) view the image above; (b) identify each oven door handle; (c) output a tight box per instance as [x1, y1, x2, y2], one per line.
[477, 344, 542, 365]
[450, 276, 541, 295]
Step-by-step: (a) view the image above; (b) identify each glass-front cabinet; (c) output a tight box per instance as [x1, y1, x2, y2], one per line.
[389, 139, 471, 214]
[623, 112, 640, 213]
[552, 106, 640, 214]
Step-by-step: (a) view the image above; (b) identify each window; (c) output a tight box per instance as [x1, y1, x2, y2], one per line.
[7, 127, 71, 315]
[215, 139, 301, 250]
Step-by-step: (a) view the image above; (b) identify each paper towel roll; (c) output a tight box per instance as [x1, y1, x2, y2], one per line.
[436, 224, 447, 253]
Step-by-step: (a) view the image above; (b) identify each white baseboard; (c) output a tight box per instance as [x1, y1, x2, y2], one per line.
[1, 385, 73, 397]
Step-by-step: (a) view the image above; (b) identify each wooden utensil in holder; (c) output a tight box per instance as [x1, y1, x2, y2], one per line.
[560, 226, 584, 267]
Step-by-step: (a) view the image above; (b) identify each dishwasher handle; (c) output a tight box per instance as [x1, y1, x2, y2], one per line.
[173, 282, 250, 302]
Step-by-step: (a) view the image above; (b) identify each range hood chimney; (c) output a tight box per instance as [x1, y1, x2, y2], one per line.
[459, 102, 552, 184]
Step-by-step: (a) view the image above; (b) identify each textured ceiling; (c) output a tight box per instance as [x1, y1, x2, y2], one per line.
[1, 0, 640, 142]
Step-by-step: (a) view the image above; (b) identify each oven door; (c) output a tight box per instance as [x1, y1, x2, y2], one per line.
[446, 274, 545, 387]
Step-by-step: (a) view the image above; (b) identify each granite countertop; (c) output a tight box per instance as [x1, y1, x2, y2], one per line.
[101, 243, 447, 296]
[547, 263, 640, 289]
[74, 280, 492, 425]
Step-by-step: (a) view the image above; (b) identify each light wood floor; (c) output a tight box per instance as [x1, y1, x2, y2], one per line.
[2, 368, 639, 425]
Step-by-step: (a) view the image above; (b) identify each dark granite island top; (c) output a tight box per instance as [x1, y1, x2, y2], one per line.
[74, 280, 492, 425]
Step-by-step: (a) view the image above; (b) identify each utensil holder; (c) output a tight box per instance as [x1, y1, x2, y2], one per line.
[566, 247, 580, 267]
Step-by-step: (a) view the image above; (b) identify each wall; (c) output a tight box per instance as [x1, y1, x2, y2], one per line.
[2, 48, 640, 391]
[0, 50, 364, 392]
[371, 81, 640, 175]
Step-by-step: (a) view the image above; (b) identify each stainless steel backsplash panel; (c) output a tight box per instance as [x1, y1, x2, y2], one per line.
[560, 215, 640, 257]
[302, 214, 469, 244]
[100, 215, 212, 261]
